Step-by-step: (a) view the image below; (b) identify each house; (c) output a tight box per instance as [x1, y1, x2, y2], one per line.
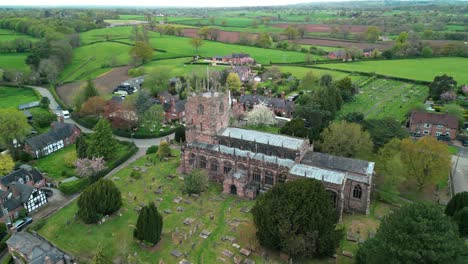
[237, 89, 294, 117]
[7, 232, 74, 264]
[0, 182, 47, 224]
[211, 53, 255, 65]
[0, 166, 46, 191]
[327, 50, 346, 60]
[363, 47, 375, 57]
[23, 122, 81, 159]
[409, 111, 459, 140]
[229, 66, 253, 82]
[163, 97, 186, 122]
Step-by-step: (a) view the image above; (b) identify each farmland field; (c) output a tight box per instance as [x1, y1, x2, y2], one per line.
[338, 78, 428, 121]
[319, 57, 468, 84]
[273, 66, 349, 80]
[58, 42, 134, 83]
[143, 58, 229, 76]
[0, 86, 38, 109]
[178, 17, 255, 28]
[80, 26, 134, 44]
[0, 53, 30, 72]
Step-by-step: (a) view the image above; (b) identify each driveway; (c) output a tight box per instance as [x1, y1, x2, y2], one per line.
[31, 188, 77, 220]
[451, 146, 468, 194]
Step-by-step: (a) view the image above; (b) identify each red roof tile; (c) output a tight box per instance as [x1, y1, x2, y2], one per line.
[410, 111, 459, 129]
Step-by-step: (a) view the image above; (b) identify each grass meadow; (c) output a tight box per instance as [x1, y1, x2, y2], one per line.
[0, 86, 38, 109]
[319, 58, 468, 84]
[0, 53, 30, 72]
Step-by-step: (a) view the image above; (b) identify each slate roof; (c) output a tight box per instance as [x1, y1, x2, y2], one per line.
[6, 232, 69, 264]
[218, 127, 306, 150]
[410, 111, 459, 129]
[9, 182, 34, 203]
[301, 152, 374, 176]
[329, 50, 346, 57]
[289, 164, 345, 185]
[163, 100, 186, 113]
[25, 122, 78, 151]
[18, 101, 40, 110]
[238, 94, 294, 111]
[0, 168, 43, 187]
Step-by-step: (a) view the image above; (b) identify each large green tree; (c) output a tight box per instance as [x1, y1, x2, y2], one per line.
[0, 109, 31, 150]
[129, 41, 153, 65]
[317, 121, 373, 159]
[77, 179, 122, 224]
[356, 203, 467, 264]
[134, 202, 163, 245]
[400, 136, 451, 189]
[428, 74, 457, 100]
[298, 71, 318, 91]
[143, 67, 171, 96]
[445, 191, 468, 217]
[226, 72, 242, 95]
[75, 134, 88, 159]
[362, 118, 408, 150]
[252, 179, 341, 259]
[375, 139, 406, 201]
[184, 169, 208, 195]
[279, 119, 308, 138]
[0, 154, 14, 176]
[87, 118, 115, 160]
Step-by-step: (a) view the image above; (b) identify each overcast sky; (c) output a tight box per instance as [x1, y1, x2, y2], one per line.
[0, 0, 351, 7]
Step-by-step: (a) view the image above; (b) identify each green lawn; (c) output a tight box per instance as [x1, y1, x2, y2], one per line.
[338, 78, 429, 121]
[0, 34, 38, 42]
[319, 58, 468, 84]
[59, 42, 133, 82]
[0, 86, 38, 109]
[35, 144, 76, 180]
[0, 53, 30, 72]
[142, 58, 229, 76]
[274, 66, 349, 80]
[178, 17, 255, 28]
[80, 26, 134, 44]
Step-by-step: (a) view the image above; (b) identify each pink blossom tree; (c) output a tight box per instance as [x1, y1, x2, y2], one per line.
[461, 85, 468, 96]
[440, 91, 457, 102]
[74, 157, 106, 178]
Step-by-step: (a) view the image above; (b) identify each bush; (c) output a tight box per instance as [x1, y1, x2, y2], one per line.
[64, 151, 77, 168]
[59, 178, 90, 195]
[0, 233, 11, 253]
[134, 202, 163, 245]
[454, 207, 468, 236]
[130, 171, 142, 180]
[18, 151, 32, 162]
[174, 126, 186, 143]
[184, 169, 208, 195]
[445, 191, 468, 217]
[146, 145, 159, 155]
[157, 142, 171, 160]
[18, 208, 27, 219]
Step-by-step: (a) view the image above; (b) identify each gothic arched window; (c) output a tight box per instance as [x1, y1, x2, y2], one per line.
[223, 161, 232, 174]
[199, 156, 207, 169]
[353, 185, 362, 199]
[265, 171, 274, 185]
[252, 168, 261, 183]
[198, 104, 204, 114]
[219, 102, 224, 113]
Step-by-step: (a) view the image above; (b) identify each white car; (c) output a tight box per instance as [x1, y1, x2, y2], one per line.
[62, 110, 70, 119]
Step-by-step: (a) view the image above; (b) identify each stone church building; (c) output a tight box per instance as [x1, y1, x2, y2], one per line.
[180, 91, 374, 217]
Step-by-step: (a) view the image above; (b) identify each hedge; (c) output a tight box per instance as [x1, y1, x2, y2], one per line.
[59, 141, 138, 195]
[0, 233, 12, 253]
[49, 85, 70, 110]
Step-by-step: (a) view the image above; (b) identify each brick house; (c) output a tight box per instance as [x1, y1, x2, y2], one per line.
[180, 90, 374, 219]
[163, 97, 186, 122]
[409, 111, 459, 140]
[23, 122, 81, 159]
[327, 50, 346, 60]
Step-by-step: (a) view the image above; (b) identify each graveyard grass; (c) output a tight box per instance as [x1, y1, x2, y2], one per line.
[38, 149, 388, 263]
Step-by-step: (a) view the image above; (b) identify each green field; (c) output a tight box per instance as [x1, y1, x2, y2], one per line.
[319, 58, 468, 84]
[274, 66, 349, 80]
[179, 17, 255, 28]
[143, 58, 229, 76]
[80, 26, 134, 44]
[0, 53, 30, 72]
[338, 78, 428, 121]
[0, 86, 38, 109]
[59, 42, 133, 82]
[118, 14, 145, 20]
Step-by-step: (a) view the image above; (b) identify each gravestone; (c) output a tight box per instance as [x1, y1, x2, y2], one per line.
[184, 200, 192, 204]
[232, 243, 240, 249]
[240, 207, 250, 213]
[164, 209, 172, 214]
[234, 256, 242, 264]
[184, 218, 194, 225]
[177, 207, 185, 212]
[243, 259, 255, 264]
[171, 250, 183, 258]
[179, 259, 191, 264]
[342, 251, 353, 258]
[174, 197, 183, 203]
[240, 248, 251, 257]
[200, 230, 211, 239]
[222, 249, 234, 258]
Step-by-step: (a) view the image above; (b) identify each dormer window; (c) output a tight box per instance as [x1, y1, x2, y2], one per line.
[437, 125, 444, 129]
[18, 178, 24, 184]
[424, 123, 431, 128]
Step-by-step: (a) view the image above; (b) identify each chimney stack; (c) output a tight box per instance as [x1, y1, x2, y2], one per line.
[268, 89, 272, 98]
[281, 91, 285, 100]
[171, 97, 176, 107]
[253, 88, 257, 95]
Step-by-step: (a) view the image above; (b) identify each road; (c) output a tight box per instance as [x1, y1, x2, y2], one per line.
[452, 146, 468, 194]
[27, 85, 173, 148]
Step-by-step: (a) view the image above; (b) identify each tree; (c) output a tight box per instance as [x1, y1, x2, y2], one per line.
[356, 203, 467, 264]
[279, 119, 308, 138]
[80, 96, 106, 116]
[134, 202, 163, 245]
[246, 103, 278, 127]
[190, 37, 203, 52]
[0, 154, 14, 176]
[454, 207, 468, 236]
[83, 79, 99, 100]
[362, 118, 408, 150]
[298, 71, 318, 91]
[143, 67, 171, 96]
[317, 121, 373, 159]
[343, 112, 364, 124]
[252, 179, 341, 259]
[174, 126, 186, 143]
[400, 136, 451, 189]
[445, 192, 468, 217]
[87, 118, 115, 160]
[226, 72, 242, 95]
[32, 111, 56, 128]
[184, 169, 208, 195]
[428, 74, 457, 100]
[375, 139, 406, 201]
[294, 104, 331, 141]
[129, 41, 153, 65]
[39, 96, 50, 109]
[38, 59, 58, 85]
[255, 33, 272, 48]
[74, 157, 106, 178]
[336, 76, 358, 102]
[444, 104, 464, 126]
[157, 141, 171, 161]
[0, 109, 31, 150]
[140, 104, 164, 129]
[76, 134, 88, 159]
[284, 26, 299, 40]
[91, 247, 111, 264]
[365, 26, 380, 43]
[422, 46, 433, 57]
[77, 179, 122, 224]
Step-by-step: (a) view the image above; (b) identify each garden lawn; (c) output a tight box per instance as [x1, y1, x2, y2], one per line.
[0, 86, 38, 109]
[338, 78, 428, 121]
[58, 42, 133, 82]
[0, 53, 30, 72]
[35, 144, 76, 180]
[319, 57, 468, 84]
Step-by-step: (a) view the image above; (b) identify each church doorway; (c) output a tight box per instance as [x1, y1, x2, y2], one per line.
[230, 185, 237, 195]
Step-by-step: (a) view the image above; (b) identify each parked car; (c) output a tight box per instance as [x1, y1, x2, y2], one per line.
[113, 84, 136, 96]
[11, 217, 33, 232]
[62, 110, 70, 119]
[41, 188, 53, 198]
[463, 140, 468, 147]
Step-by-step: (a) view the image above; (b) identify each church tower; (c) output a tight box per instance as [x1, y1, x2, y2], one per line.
[185, 91, 230, 144]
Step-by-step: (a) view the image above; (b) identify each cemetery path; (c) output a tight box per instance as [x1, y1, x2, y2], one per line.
[194, 198, 233, 263]
[28, 85, 174, 148]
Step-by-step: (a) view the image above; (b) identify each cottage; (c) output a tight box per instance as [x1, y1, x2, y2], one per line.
[0, 166, 46, 191]
[362, 48, 375, 57]
[229, 66, 253, 82]
[23, 122, 81, 159]
[7, 232, 74, 264]
[409, 111, 459, 140]
[327, 50, 346, 60]
[0, 182, 47, 224]
[163, 98, 186, 122]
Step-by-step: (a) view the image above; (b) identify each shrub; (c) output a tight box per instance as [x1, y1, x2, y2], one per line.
[454, 207, 468, 236]
[134, 202, 163, 245]
[59, 178, 90, 195]
[445, 191, 468, 217]
[146, 145, 159, 155]
[0, 233, 12, 253]
[157, 142, 171, 160]
[130, 171, 142, 180]
[174, 126, 186, 143]
[184, 169, 208, 195]
[63, 151, 77, 168]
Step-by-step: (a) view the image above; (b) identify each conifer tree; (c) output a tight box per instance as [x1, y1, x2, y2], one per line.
[75, 134, 88, 159]
[134, 202, 163, 245]
[87, 118, 115, 159]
